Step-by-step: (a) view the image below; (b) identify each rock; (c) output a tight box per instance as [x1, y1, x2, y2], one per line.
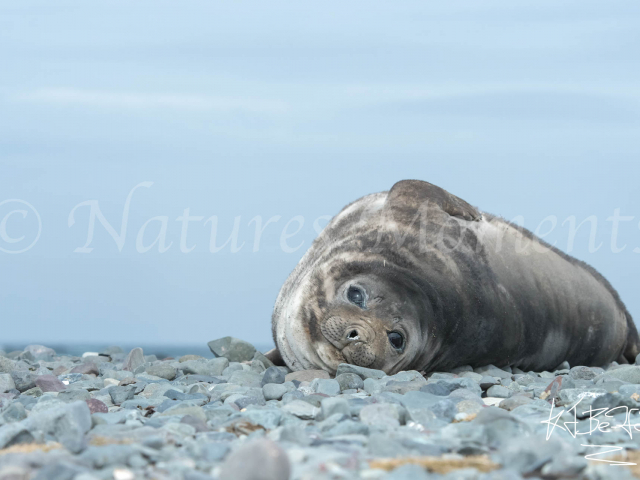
[262, 366, 286, 386]
[569, 366, 597, 380]
[486, 385, 513, 398]
[2, 402, 26, 423]
[23, 386, 43, 397]
[282, 399, 318, 419]
[34, 374, 66, 392]
[122, 347, 144, 372]
[160, 404, 207, 422]
[263, 383, 292, 401]
[25, 400, 92, 453]
[284, 370, 330, 383]
[607, 366, 640, 384]
[145, 363, 177, 380]
[228, 371, 262, 388]
[335, 363, 386, 380]
[0, 423, 35, 449]
[0, 373, 16, 393]
[70, 363, 100, 375]
[479, 376, 500, 390]
[10, 370, 36, 392]
[500, 395, 533, 411]
[0, 356, 17, 374]
[419, 383, 450, 396]
[218, 439, 290, 480]
[58, 389, 91, 403]
[85, 398, 108, 414]
[320, 397, 350, 419]
[180, 358, 228, 376]
[310, 378, 340, 396]
[253, 351, 276, 369]
[24, 344, 56, 360]
[428, 378, 482, 396]
[335, 373, 364, 391]
[208, 337, 257, 362]
[109, 385, 136, 405]
[359, 403, 400, 428]
[474, 365, 512, 379]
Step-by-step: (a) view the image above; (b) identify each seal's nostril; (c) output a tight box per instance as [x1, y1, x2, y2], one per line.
[347, 330, 359, 340]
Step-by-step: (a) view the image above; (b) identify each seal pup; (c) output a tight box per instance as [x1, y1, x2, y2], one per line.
[268, 180, 639, 374]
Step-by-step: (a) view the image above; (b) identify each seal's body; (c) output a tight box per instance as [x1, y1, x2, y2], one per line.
[271, 180, 639, 374]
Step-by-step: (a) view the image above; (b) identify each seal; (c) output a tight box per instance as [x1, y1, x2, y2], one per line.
[269, 180, 639, 374]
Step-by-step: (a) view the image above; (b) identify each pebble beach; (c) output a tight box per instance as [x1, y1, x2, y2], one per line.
[1, 338, 640, 479]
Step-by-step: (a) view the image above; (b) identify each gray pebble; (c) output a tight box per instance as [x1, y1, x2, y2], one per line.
[208, 336, 257, 363]
[262, 366, 286, 386]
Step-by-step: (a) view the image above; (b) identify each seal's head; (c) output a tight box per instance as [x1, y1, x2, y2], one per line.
[273, 257, 433, 375]
[314, 272, 429, 374]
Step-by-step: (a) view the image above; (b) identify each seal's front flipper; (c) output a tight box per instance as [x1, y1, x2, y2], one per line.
[264, 347, 286, 366]
[386, 179, 481, 221]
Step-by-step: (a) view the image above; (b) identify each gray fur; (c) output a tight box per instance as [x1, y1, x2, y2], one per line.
[272, 180, 639, 374]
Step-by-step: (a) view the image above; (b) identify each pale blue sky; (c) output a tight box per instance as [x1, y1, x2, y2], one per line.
[1, 1, 639, 348]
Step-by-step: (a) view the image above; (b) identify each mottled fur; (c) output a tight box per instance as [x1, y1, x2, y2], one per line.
[272, 180, 639, 374]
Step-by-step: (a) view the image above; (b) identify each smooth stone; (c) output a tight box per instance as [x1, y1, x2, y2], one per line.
[253, 351, 275, 369]
[500, 395, 533, 411]
[0, 374, 16, 393]
[25, 400, 92, 453]
[335, 373, 364, 391]
[180, 358, 229, 376]
[0, 423, 35, 449]
[335, 364, 386, 380]
[486, 385, 513, 398]
[123, 347, 145, 372]
[218, 439, 290, 480]
[310, 378, 340, 396]
[282, 399, 318, 419]
[428, 378, 482, 397]
[10, 370, 37, 392]
[24, 345, 56, 360]
[320, 397, 350, 419]
[69, 363, 100, 375]
[262, 366, 286, 386]
[1, 402, 27, 423]
[159, 404, 207, 422]
[228, 371, 262, 388]
[359, 403, 401, 428]
[263, 383, 293, 401]
[0, 357, 18, 374]
[85, 398, 108, 414]
[35, 374, 66, 393]
[474, 365, 512, 379]
[607, 366, 640, 384]
[109, 385, 136, 405]
[285, 370, 330, 383]
[145, 363, 177, 380]
[569, 366, 597, 380]
[57, 389, 91, 403]
[208, 337, 257, 363]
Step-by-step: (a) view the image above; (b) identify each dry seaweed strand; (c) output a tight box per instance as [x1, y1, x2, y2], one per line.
[0, 442, 62, 455]
[370, 455, 498, 474]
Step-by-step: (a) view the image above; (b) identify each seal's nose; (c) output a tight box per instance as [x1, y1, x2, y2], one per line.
[320, 316, 376, 351]
[347, 329, 360, 340]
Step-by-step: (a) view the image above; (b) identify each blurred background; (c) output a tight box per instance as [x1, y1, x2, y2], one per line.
[1, 1, 639, 356]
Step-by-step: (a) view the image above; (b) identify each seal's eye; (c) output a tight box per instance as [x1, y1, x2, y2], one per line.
[347, 286, 365, 308]
[388, 331, 405, 352]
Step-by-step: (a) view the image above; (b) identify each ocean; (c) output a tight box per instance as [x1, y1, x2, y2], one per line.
[0, 343, 275, 360]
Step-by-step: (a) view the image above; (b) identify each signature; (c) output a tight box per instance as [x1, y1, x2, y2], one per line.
[542, 392, 640, 466]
